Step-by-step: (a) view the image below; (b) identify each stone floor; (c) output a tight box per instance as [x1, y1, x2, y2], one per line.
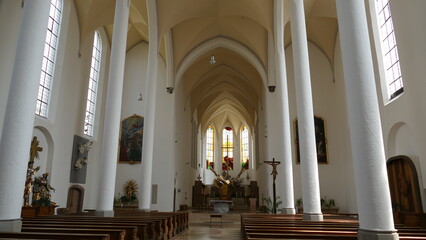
[174, 210, 242, 240]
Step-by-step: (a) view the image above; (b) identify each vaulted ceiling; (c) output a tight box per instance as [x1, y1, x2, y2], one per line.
[73, 0, 338, 132]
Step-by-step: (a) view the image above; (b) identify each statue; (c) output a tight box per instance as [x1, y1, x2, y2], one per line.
[23, 136, 43, 206]
[119, 179, 138, 204]
[74, 141, 93, 169]
[23, 164, 40, 206]
[32, 172, 56, 206]
[209, 165, 247, 200]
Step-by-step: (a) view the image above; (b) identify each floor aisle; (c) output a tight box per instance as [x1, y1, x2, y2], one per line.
[175, 211, 242, 240]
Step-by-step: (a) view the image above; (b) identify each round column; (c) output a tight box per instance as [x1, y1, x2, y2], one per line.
[289, 0, 323, 221]
[139, 0, 159, 211]
[96, 0, 130, 216]
[336, 1, 398, 239]
[274, 0, 295, 214]
[0, 0, 51, 232]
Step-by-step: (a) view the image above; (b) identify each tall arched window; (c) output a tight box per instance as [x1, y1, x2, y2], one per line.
[374, 0, 404, 100]
[36, 0, 63, 117]
[241, 126, 249, 170]
[206, 126, 214, 169]
[84, 31, 102, 137]
[222, 127, 234, 170]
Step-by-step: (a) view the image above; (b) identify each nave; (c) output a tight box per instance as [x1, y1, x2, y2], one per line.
[175, 211, 242, 240]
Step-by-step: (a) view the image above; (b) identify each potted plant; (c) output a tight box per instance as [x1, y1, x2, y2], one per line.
[321, 196, 339, 213]
[295, 196, 339, 214]
[260, 196, 282, 214]
[296, 198, 303, 213]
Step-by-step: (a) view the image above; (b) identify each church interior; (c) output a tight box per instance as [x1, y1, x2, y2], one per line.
[1, 0, 426, 239]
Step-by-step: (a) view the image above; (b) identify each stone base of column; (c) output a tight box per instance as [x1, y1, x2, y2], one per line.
[138, 208, 150, 212]
[303, 213, 323, 221]
[358, 229, 399, 240]
[281, 208, 296, 214]
[95, 210, 114, 217]
[0, 219, 22, 232]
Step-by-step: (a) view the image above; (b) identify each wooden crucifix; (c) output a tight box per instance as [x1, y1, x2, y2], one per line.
[264, 158, 281, 214]
[29, 136, 43, 166]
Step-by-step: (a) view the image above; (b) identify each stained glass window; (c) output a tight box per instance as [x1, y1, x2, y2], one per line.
[222, 127, 234, 170]
[241, 126, 249, 170]
[206, 126, 214, 169]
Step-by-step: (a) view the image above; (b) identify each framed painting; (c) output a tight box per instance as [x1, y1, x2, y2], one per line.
[294, 116, 328, 164]
[118, 114, 144, 164]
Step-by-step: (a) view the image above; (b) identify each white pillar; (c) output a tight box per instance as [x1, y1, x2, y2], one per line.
[265, 32, 275, 200]
[139, 0, 159, 211]
[96, 0, 130, 216]
[0, 0, 51, 232]
[336, 1, 398, 239]
[274, 0, 295, 214]
[289, 0, 322, 221]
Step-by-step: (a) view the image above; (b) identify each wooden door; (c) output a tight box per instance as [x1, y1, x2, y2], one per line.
[67, 185, 84, 213]
[387, 156, 422, 214]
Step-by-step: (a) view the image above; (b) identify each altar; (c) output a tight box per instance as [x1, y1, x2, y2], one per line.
[209, 200, 233, 213]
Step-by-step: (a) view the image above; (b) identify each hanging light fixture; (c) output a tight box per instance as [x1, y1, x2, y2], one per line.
[209, 55, 216, 65]
[138, 93, 143, 101]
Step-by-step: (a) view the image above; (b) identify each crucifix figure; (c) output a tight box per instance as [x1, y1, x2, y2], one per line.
[29, 136, 43, 165]
[264, 158, 281, 213]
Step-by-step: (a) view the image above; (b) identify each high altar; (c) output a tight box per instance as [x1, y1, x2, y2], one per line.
[192, 180, 259, 211]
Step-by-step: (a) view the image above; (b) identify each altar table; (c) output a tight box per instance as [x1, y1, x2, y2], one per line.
[209, 200, 233, 213]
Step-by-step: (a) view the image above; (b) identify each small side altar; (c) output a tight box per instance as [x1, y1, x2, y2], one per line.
[210, 200, 233, 213]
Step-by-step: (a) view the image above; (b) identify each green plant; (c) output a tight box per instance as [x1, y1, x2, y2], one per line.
[261, 196, 282, 214]
[296, 198, 303, 208]
[321, 196, 336, 209]
[295, 197, 336, 209]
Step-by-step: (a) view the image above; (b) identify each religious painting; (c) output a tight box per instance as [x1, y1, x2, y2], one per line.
[118, 115, 144, 164]
[294, 116, 328, 164]
[222, 156, 234, 170]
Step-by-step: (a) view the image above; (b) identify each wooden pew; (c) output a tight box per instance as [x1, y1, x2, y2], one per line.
[25, 216, 166, 240]
[241, 213, 426, 240]
[0, 232, 109, 240]
[22, 223, 137, 240]
[22, 219, 148, 239]
[24, 211, 189, 240]
[115, 210, 189, 237]
[21, 227, 125, 240]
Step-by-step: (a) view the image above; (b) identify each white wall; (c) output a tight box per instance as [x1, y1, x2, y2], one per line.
[151, 58, 175, 211]
[285, 42, 356, 213]
[173, 82, 196, 207]
[0, 1, 111, 210]
[114, 43, 147, 203]
[372, 0, 426, 211]
[113, 41, 176, 211]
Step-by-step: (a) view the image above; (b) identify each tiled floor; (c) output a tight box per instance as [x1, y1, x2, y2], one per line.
[174, 211, 242, 240]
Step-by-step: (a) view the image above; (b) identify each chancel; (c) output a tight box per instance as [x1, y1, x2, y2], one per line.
[0, 0, 426, 239]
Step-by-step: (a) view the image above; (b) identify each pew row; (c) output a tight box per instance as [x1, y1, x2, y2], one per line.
[241, 213, 426, 240]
